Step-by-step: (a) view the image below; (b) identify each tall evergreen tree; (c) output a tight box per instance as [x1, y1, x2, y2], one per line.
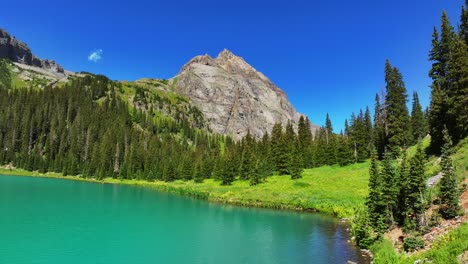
[373, 93, 386, 158]
[364, 106, 373, 156]
[240, 131, 255, 180]
[384, 60, 411, 155]
[381, 152, 399, 228]
[271, 123, 290, 174]
[337, 133, 354, 166]
[446, 34, 468, 142]
[438, 129, 461, 219]
[406, 143, 427, 231]
[396, 151, 410, 226]
[428, 12, 456, 154]
[461, 0, 468, 45]
[324, 114, 337, 165]
[289, 139, 303, 179]
[298, 116, 313, 168]
[366, 154, 385, 233]
[410, 91, 427, 143]
[0, 60, 11, 89]
[221, 153, 236, 185]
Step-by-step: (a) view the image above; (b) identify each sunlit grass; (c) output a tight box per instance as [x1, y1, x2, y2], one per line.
[0, 161, 370, 218]
[372, 223, 468, 264]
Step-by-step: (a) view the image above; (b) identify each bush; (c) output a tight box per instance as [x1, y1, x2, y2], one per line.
[403, 236, 425, 252]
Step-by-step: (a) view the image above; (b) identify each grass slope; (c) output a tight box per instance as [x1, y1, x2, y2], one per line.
[372, 223, 468, 264]
[0, 161, 370, 218]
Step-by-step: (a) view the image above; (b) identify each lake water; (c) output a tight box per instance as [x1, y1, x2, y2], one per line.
[0, 175, 368, 264]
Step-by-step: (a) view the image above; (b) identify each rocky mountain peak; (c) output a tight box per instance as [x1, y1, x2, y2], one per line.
[0, 28, 65, 74]
[216, 48, 236, 60]
[174, 49, 318, 140]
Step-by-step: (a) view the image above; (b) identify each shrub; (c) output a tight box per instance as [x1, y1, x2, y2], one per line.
[403, 236, 425, 252]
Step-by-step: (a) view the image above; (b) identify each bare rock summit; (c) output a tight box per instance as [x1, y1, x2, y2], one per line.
[174, 49, 317, 139]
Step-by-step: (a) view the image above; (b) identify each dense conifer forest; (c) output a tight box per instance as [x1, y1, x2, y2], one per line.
[0, 2, 466, 188]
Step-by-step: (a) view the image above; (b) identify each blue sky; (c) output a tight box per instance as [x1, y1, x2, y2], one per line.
[1, 0, 464, 131]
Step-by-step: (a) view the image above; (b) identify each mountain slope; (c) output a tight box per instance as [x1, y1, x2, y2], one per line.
[173, 49, 318, 139]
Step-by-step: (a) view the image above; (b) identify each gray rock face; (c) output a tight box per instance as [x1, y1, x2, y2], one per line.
[174, 49, 317, 139]
[0, 28, 64, 73]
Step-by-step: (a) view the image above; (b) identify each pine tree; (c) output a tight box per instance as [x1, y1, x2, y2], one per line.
[289, 139, 303, 179]
[446, 34, 468, 142]
[410, 91, 426, 144]
[406, 143, 427, 231]
[373, 93, 386, 159]
[271, 123, 290, 174]
[461, 0, 468, 45]
[240, 131, 255, 180]
[381, 151, 398, 228]
[366, 154, 385, 232]
[298, 116, 313, 168]
[221, 154, 235, 185]
[384, 60, 411, 155]
[364, 106, 373, 156]
[439, 129, 461, 219]
[324, 114, 337, 165]
[312, 127, 327, 166]
[429, 12, 455, 154]
[0, 59, 11, 89]
[396, 151, 410, 226]
[249, 153, 262, 186]
[337, 133, 354, 166]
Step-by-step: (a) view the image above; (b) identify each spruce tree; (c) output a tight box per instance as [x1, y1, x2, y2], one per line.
[271, 123, 290, 174]
[461, 0, 468, 45]
[373, 93, 386, 159]
[324, 114, 337, 165]
[366, 154, 385, 232]
[439, 129, 461, 219]
[384, 60, 411, 155]
[381, 152, 399, 228]
[221, 154, 235, 185]
[364, 106, 373, 156]
[406, 143, 427, 231]
[428, 12, 455, 154]
[0, 59, 11, 89]
[396, 151, 410, 226]
[337, 133, 354, 166]
[410, 91, 426, 144]
[298, 116, 313, 168]
[446, 34, 468, 142]
[240, 131, 255, 180]
[289, 139, 303, 179]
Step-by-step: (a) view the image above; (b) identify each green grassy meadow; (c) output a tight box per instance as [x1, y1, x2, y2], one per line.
[372, 223, 468, 264]
[0, 161, 370, 218]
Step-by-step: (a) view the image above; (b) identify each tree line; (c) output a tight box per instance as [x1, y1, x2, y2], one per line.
[0, 2, 466, 189]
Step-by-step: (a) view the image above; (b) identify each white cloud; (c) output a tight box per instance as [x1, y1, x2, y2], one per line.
[88, 49, 103, 62]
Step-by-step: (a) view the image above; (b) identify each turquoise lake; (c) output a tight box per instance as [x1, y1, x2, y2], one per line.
[0, 175, 368, 264]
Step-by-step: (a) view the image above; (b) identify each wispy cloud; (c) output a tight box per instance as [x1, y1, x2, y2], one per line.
[88, 49, 103, 62]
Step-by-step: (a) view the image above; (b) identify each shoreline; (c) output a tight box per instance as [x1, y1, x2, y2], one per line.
[0, 166, 360, 218]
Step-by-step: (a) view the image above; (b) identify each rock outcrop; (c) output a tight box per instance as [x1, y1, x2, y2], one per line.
[0, 28, 64, 74]
[174, 49, 317, 139]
